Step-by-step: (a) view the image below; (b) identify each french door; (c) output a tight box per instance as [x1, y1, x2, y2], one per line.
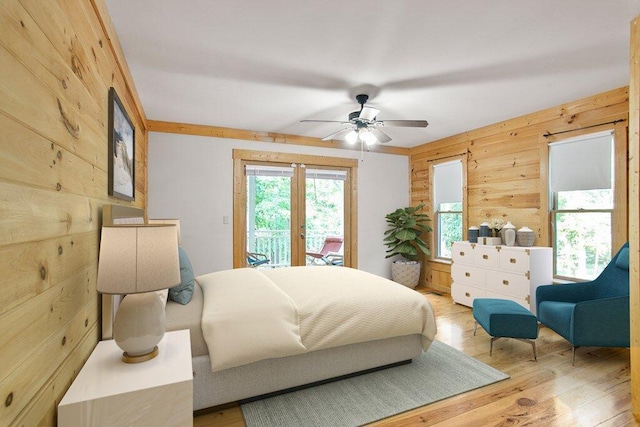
[233, 150, 358, 268]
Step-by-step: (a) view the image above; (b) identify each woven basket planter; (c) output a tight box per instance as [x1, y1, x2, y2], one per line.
[391, 261, 421, 289]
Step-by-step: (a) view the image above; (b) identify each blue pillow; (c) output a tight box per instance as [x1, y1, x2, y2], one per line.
[615, 247, 629, 271]
[169, 247, 195, 304]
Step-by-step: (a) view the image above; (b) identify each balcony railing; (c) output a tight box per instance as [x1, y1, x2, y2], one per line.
[247, 229, 342, 267]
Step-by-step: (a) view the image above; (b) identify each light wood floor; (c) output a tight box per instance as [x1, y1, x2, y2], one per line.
[194, 287, 638, 426]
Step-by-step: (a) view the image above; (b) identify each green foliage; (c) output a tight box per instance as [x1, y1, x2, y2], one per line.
[384, 204, 432, 261]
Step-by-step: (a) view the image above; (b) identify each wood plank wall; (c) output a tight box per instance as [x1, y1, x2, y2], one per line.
[409, 87, 630, 294]
[0, 0, 146, 425]
[629, 16, 640, 421]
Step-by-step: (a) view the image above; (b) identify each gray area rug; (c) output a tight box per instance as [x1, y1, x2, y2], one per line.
[241, 340, 509, 426]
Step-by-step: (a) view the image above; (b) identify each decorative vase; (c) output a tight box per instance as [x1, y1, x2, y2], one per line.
[468, 226, 479, 243]
[479, 222, 490, 237]
[391, 260, 421, 289]
[503, 221, 516, 246]
[516, 226, 535, 247]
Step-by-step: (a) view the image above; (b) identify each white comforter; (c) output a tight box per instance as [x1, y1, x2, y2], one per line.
[198, 266, 437, 372]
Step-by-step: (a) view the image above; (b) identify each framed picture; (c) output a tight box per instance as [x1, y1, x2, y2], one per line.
[108, 87, 135, 201]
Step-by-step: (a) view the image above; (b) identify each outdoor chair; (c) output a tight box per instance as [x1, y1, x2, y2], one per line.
[306, 236, 343, 265]
[247, 252, 269, 267]
[536, 242, 630, 364]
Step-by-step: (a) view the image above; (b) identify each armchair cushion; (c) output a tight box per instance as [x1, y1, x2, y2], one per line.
[537, 301, 575, 341]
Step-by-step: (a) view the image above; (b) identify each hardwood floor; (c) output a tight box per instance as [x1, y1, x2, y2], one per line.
[194, 287, 637, 426]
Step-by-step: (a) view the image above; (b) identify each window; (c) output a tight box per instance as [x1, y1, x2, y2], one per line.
[433, 160, 463, 259]
[549, 131, 614, 280]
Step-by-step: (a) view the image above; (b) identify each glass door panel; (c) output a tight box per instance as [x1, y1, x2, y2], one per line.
[304, 168, 346, 266]
[246, 165, 293, 268]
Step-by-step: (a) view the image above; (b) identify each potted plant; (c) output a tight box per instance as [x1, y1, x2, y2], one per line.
[383, 203, 432, 288]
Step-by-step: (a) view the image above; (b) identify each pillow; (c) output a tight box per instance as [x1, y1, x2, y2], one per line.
[615, 247, 629, 271]
[169, 247, 195, 304]
[156, 289, 169, 307]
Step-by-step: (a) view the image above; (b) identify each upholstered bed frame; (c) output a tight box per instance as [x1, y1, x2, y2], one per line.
[101, 205, 423, 410]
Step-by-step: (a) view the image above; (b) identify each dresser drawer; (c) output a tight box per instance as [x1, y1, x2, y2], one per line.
[451, 264, 486, 286]
[452, 283, 486, 308]
[486, 269, 530, 299]
[451, 242, 474, 265]
[486, 290, 530, 311]
[499, 248, 531, 273]
[474, 246, 499, 268]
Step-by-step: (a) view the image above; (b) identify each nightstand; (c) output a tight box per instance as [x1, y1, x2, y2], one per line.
[58, 329, 193, 427]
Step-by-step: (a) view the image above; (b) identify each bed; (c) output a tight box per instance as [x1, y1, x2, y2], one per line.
[101, 205, 437, 411]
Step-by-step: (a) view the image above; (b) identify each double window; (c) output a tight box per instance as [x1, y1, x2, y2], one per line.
[548, 131, 614, 280]
[433, 159, 463, 259]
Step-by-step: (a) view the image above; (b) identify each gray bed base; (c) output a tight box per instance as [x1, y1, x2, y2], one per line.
[190, 333, 423, 410]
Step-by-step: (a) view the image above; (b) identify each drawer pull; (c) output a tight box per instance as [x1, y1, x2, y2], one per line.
[465, 272, 470, 277]
[465, 292, 470, 297]
[460, 251, 465, 256]
[510, 258, 517, 264]
[502, 280, 509, 285]
[482, 254, 488, 260]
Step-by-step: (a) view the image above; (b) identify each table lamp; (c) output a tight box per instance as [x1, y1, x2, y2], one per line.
[97, 225, 180, 363]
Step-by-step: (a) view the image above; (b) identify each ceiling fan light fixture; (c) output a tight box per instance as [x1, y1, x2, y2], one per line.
[345, 130, 358, 144]
[359, 128, 377, 146]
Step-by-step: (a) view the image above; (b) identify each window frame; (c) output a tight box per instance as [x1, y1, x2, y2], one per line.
[429, 155, 467, 261]
[541, 124, 628, 281]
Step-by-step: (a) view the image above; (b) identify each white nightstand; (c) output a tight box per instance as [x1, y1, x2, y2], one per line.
[58, 329, 193, 427]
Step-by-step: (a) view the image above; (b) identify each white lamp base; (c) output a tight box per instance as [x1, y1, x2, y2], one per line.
[113, 292, 166, 363]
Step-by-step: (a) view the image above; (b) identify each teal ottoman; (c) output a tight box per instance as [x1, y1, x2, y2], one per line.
[473, 298, 539, 360]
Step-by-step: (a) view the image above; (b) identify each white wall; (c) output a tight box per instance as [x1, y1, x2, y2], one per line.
[147, 132, 409, 278]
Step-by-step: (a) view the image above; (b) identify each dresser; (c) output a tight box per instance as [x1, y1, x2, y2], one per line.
[451, 242, 552, 314]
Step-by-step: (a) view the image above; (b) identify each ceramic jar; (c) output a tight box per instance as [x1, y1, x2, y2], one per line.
[468, 226, 479, 243]
[502, 221, 516, 246]
[479, 222, 490, 237]
[516, 226, 535, 247]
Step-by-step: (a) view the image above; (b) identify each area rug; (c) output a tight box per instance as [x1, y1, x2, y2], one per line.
[241, 340, 509, 426]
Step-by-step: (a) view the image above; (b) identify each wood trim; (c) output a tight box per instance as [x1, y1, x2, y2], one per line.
[629, 15, 640, 422]
[148, 119, 410, 156]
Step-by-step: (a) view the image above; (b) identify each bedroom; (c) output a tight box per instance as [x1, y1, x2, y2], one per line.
[0, 0, 639, 426]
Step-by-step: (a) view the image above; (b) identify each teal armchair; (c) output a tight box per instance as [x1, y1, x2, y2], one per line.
[536, 242, 630, 364]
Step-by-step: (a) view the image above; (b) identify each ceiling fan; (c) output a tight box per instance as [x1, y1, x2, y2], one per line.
[301, 94, 428, 145]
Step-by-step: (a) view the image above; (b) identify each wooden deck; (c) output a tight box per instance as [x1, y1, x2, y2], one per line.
[194, 287, 636, 426]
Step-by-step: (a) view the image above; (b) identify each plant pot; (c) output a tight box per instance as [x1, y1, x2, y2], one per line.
[391, 260, 421, 289]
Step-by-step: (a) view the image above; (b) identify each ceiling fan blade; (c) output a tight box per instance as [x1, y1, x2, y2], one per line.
[301, 119, 347, 124]
[379, 120, 429, 128]
[370, 128, 392, 144]
[321, 127, 353, 141]
[359, 106, 380, 121]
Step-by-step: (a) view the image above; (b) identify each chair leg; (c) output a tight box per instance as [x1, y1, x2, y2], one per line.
[473, 321, 478, 336]
[572, 346, 578, 366]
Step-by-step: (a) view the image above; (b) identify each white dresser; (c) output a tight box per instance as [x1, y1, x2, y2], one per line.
[451, 242, 552, 314]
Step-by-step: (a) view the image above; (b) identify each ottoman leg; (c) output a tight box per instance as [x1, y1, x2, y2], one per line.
[489, 337, 537, 361]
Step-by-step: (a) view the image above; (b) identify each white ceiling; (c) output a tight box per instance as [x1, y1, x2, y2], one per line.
[106, 0, 640, 148]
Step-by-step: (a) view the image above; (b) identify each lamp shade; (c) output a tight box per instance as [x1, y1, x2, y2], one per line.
[97, 225, 180, 295]
[148, 218, 181, 244]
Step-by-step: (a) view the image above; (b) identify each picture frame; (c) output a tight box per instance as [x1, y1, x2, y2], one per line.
[108, 87, 135, 201]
